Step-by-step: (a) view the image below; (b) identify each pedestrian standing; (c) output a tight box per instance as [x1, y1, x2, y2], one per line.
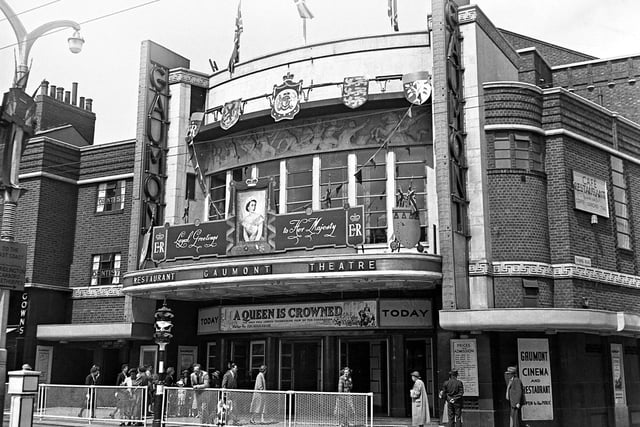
[440, 369, 464, 427]
[250, 365, 267, 424]
[110, 364, 129, 419]
[505, 366, 526, 427]
[409, 371, 430, 426]
[191, 363, 210, 422]
[78, 365, 102, 418]
[220, 363, 239, 425]
[335, 366, 355, 427]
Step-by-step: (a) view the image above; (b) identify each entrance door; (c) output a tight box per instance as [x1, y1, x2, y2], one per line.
[340, 339, 388, 414]
[405, 338, 434, 417]
[279, 340, 322, 390]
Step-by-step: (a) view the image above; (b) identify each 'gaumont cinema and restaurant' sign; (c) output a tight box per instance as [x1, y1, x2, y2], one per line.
[197, 299, 433, 334]
[151, 205, 365, 262]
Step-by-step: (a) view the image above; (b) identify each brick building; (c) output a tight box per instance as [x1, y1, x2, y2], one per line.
[4, 0, 640, 425]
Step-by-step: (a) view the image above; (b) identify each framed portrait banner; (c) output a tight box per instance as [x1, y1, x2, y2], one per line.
[228, 177, 275, 255]
[611, 343, 626, 406]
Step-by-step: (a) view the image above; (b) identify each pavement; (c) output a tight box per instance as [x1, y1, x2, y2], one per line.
[4, 415, 445, 426]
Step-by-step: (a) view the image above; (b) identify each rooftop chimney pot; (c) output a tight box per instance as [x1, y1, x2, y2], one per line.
[85, 98, 93, 112]
[72, 82, 78, 106]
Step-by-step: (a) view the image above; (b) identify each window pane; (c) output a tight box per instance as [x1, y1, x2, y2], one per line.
[186, 174, 196, 201]
[357, 150, 387, 243]
[618, 233, 631, 250]
[91, 253, 121, 286]
[396, 146, 428, 241]
[613, 187, 627, 204]
[495, 159, 511, 168]
[494, 140, 510, 150]
[612, 171, 625, 188]
[611, 156, 623, 172]
[209, 172, 226, 220]
[320, 152, 348, 209]
[258, 160, 280, 213]
[286, 157, 312, 212]
[494, 151, 511, 159]
[97, 181, 125, 212]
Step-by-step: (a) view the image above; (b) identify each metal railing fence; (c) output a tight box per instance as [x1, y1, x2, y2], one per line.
[36, 384, 148, 425]
[30, 384, 372, 426]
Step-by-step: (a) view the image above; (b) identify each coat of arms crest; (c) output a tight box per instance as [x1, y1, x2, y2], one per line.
[220, 99, 243, 130]
[402, 71, 432, 105]
[342, 76, 368, 109]
[271, 73, 302, 122]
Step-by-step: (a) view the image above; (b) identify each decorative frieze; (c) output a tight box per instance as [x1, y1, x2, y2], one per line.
[168, 70, 209, 88]
[469, 261, 640, 289]
[72, 285, 123, 299]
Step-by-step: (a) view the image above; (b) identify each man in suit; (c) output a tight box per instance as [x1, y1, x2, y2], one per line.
[220, 363, 239, 424]
[505, 366, 526, 427]
[440, 369, 464, 427]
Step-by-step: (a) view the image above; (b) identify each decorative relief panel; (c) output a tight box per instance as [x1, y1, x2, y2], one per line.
[197, 108, 431, 172]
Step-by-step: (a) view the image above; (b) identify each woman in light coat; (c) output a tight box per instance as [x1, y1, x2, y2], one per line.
[250, 365, 267, 424]
[410, 371, 430, 427]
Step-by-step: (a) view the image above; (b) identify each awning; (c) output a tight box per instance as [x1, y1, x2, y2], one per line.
[36, 322, 153, 342]
[439, 308, 640, 335]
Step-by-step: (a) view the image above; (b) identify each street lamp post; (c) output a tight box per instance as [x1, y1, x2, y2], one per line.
[153, 300, 173, 426]
[0, 0, 84, 419]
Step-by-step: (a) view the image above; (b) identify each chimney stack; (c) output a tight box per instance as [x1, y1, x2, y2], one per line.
[56, 87, 64, 101]
[85, 98, 93, 112]
[40, 80, 49, 97]
[64, 91, 71, 104]
[71, 82, 78, 106]
[49, 85, 56, 97]
[79, 96, 85, 109]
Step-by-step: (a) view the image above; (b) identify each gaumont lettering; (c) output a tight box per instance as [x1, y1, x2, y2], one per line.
[173, 229, 219, 252]
[520, 351, 549, 361]
[132, 272, 175, 285]
[203, 265, 272, 278]
[282, 217, 337, 244]
[308, 260, 376, 272]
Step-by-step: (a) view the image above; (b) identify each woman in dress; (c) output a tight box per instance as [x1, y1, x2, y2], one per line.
[250, 365, 267, 424]
[242, 199, 264, 241]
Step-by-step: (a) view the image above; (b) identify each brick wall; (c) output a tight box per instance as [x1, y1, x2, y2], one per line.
[71, 297, 126, 323]
[500, 29, 596, 66]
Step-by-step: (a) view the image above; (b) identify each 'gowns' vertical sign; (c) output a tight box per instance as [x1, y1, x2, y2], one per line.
[518, 338, 553, 421]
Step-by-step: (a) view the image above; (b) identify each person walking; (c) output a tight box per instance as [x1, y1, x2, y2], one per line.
[109, 364, 129, 419]
[409, 371, 430, 426]
[250, 365, 267, 424]
[505, 366, 526, 427]
[440, 369, 464, 427]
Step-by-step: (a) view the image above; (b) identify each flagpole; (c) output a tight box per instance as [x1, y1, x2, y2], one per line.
[303, 18, 307, 45]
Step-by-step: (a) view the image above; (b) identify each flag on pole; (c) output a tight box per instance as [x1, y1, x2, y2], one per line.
[388, 0, 399, 31]
[228, 0, 243, 75]
[294, 0, 314, 45]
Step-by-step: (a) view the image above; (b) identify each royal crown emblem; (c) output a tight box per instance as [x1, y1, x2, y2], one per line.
[271, 73, 303, 122]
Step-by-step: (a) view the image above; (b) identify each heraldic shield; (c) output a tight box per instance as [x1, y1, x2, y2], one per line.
[271, 73, 302, 122]
[393, 207, 421, 248]
[220, 99, 242, 130]
[342, 76, 368, 109]
[402, 71, 432, 105]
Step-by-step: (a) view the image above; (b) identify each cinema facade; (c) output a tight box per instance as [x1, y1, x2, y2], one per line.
[109, 2, 640, 426]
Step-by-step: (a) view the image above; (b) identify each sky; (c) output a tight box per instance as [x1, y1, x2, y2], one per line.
[1, 0, 639, 144]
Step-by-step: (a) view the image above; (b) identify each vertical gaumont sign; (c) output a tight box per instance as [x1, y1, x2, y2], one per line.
[131, 41, 189, 271]
[572, 170, 609, 217]
[518, 338, 554, 421]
